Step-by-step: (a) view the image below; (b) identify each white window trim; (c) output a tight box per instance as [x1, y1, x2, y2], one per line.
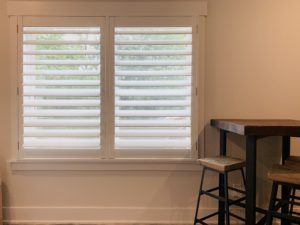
[9, 1, 206, 170]
[7, 0, 207, 17]
[10, 158, 201, 171]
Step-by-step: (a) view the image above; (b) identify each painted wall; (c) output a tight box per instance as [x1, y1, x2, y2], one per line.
[205, 0, 300, 212]
[0, 0, 300, 223]
[205, 0, 300, 156]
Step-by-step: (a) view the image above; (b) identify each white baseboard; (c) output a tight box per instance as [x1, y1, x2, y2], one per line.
[4, 206, 296, 224]
[3, 206, 197, 224]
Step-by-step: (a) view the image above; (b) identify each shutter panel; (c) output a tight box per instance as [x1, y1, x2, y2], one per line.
[114, 27, 192, 150]
[22, 27, 101, 152]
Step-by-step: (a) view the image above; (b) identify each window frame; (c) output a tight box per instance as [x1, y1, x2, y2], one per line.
[9, 12, 205, 170]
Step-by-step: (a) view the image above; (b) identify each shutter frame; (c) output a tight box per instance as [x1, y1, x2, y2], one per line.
[21, 23, 103, 158]
[114, 26, 193, 155]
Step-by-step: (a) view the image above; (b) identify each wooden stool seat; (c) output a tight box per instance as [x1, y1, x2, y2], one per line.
[198, 156, 245, 172]
[285, 156, 300, 169]
[268, 164, 300, 185]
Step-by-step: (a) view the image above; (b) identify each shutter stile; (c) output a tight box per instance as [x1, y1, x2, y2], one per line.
[114, 27, 192, 150]
[22, 27, 101, 152]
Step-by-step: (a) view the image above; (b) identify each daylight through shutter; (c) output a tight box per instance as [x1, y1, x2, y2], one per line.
[22, 27, 101, 152]
[114, 27, 192, 150]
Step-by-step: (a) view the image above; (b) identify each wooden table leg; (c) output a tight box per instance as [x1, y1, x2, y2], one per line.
[218, 130, 226, 225]
[246, 136, 257, 225]
[281, 136, 291, 225]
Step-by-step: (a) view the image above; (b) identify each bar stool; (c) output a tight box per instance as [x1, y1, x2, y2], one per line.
[194, 156, 246, 225]
[266, 164, 300, 224]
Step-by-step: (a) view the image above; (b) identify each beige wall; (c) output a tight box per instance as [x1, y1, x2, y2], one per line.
[205, 0, 300, 211]
[0, 0, 300, 223]
[205, 0, 300, 155]
[206, 0, 300, 121]
[0, 0, 10, 202]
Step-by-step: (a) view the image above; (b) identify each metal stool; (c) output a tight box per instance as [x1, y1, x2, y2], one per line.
[194, 156, 246, 225]
[266, 164, 300, 224]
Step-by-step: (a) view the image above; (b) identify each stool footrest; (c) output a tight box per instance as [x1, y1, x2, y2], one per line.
[292, 211, 300, 216]
[292, 195, 300, 201]
[197, 211, 220, 223]
[267, 210, 300, 224]
[275, 198, 300, 207]
[200, 190, 225, 201]
[200, 186, 246, 204]
[197, 221, 209, 225]
[229, 212, 246, 222]
[228, 186, 246, 194]
[203, 186, 219, 193]
[201, 186, 246, 195]
[229, 196, 246, 205]
[235, 202, 268, 215]
[197, 210, 246, 224]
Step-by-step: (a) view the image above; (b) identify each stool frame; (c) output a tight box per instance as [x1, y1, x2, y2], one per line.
[194, 167, 246, 225]
[289, 187, 300, 216]
[266, 182, 300, 225]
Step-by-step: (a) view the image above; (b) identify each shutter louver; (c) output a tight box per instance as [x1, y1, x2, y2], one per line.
[22, 27, 101, 152]
[114, 27, 192, 150]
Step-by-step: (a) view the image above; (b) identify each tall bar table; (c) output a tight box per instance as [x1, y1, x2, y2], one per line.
[211, 119, 300, 225]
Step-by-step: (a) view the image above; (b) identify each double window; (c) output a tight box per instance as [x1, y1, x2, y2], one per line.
[18, 16, 198, 160]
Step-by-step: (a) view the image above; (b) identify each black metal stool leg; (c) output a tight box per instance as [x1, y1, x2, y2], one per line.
[194, 167, 206, 225]
[266, 182, 279, 225]
[281, 184, 292, 225]
[289, 187, 296, 215]
[224, 172, 230, 225]
[240, 168, 246, 189]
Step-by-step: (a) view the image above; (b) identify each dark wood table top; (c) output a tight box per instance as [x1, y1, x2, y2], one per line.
[211, 119, 300, 136]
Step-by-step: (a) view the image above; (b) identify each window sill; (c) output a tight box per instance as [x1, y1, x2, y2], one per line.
[10, 159, 201, 171]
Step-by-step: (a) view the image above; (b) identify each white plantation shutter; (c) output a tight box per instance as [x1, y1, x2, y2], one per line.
[18, 17, 198, 160]
[22, 25, 102, 158]
[114, 26, 193, 154]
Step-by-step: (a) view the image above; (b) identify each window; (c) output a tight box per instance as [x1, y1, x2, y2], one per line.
[17, 16, 198, 160]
